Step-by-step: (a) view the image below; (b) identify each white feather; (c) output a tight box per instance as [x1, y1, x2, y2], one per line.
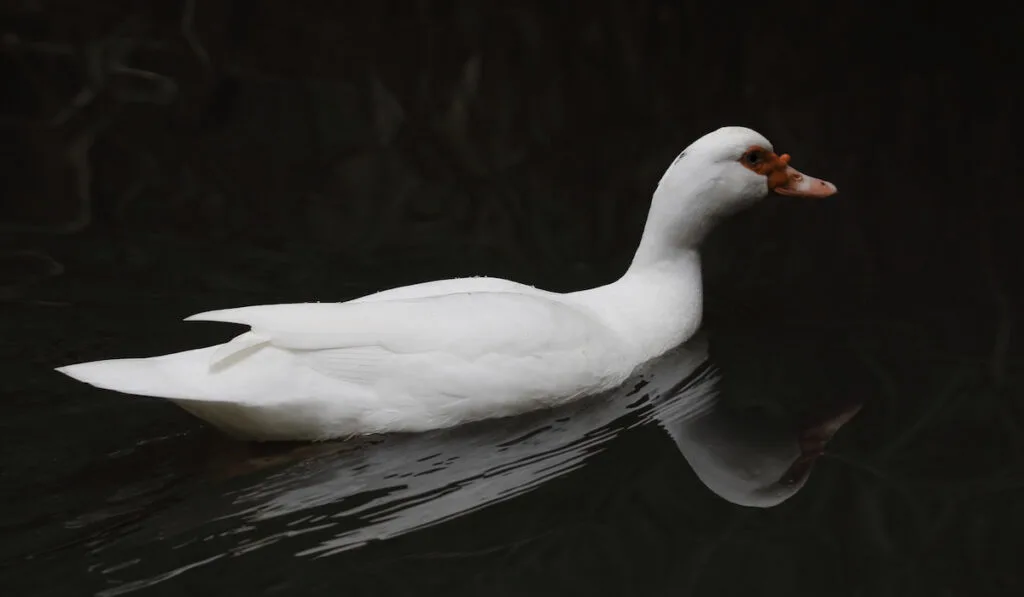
[56, 126, 839, 441]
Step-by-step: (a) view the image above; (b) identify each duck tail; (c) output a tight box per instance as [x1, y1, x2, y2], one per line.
[56, 352, 206, 401]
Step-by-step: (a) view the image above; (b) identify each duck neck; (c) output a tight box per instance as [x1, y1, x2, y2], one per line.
[577, 249, 704, 363]
[575, 161, 726, 361]
[629, 169, 722, 270]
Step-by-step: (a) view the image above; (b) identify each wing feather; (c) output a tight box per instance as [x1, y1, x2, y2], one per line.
[187, 292, 615, 362]
[183, 292, 628, 422]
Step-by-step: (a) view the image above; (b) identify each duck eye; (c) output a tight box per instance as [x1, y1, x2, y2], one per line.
[745, 151, 762, 165]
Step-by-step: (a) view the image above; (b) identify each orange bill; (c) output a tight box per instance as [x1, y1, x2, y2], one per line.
[771, 153, 838, 198]
[741, 147, 838, 198]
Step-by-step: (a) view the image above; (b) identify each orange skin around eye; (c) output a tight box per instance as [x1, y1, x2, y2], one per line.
[739, 145, 838, 198]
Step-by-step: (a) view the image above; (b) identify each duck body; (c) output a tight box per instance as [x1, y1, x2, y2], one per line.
[57, 126, 836, 441]
[60, 263, 702, 441]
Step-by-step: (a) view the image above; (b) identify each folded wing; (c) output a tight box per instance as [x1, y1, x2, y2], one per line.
[186, 293, 627, 404]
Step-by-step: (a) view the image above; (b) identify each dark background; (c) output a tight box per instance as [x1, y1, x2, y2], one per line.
[2, 1, 1022, 595]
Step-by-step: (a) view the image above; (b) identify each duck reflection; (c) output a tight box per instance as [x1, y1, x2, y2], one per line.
[90, 334, 859, 593]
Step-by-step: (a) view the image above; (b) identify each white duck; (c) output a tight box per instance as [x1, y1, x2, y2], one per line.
[57, 126, 837, 441]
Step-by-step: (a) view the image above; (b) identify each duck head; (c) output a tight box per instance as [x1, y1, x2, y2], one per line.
[632, 126, 837, 266]
[666, 126, 837, 204]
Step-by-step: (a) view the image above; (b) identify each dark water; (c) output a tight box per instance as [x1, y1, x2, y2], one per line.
[2, 1, 1022, 595]
[3, 263, 1018, 596]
